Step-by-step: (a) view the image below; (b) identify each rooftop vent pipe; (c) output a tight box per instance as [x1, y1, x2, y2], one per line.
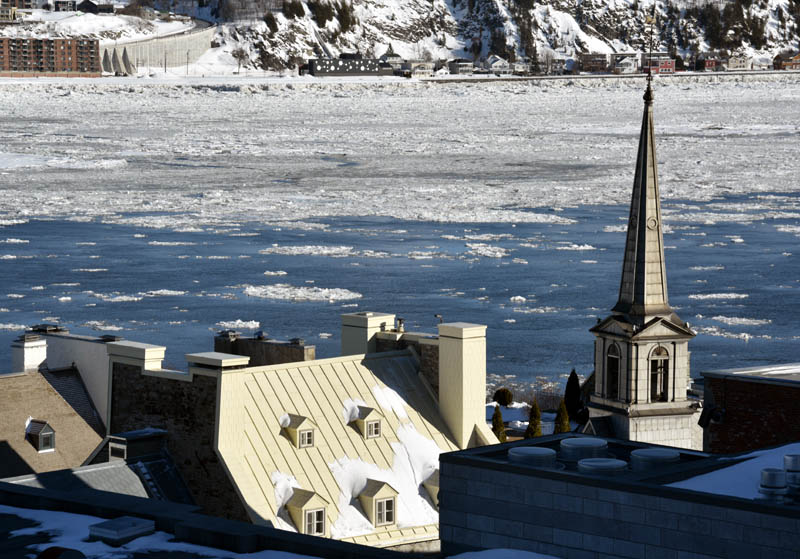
[559, 437, 608, 461]
[630, 448, 680, 472]
[578, 458, 628, 475]
[759, 468, 788, 502]
[785, 455, 800, 499]
[508, 447, 557, 468]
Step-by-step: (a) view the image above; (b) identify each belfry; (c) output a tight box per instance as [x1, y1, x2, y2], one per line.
[585, 77, 702, 450]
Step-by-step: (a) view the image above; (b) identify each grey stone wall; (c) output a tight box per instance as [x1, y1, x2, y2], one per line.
[110, 362, 249, 522]
[439, 460, 800, 559]
[214, 336, 315, 367]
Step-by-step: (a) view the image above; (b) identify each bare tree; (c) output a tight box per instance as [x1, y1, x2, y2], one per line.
[232, 47, 248, 73]
[540, 49, 554, 75]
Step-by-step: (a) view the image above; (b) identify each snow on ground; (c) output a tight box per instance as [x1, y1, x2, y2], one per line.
[0, 503, 314, 558]
[8, 10, 193, 42]
[668, 442, 800, 500]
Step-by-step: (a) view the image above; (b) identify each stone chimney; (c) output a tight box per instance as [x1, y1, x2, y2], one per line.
[437, 322, 487, 449]
[341, 312, 395, 355]
[11, 333, 47, 373]
[214, 331, 315, 366]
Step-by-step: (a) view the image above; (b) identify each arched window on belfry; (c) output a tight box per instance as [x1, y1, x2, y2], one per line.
[650, 346, 669, 402]
[606, 344, 620, 400]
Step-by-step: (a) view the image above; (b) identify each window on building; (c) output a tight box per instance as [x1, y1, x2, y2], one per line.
[376, 497, 394, 526]
[304, 508, 325, 536]
[299, 429, 314, 448]
[606, 344, 620, 400]
[366, 420, 381, 438]
[650, 347, 669, 402]
[40, 433, 54, 451]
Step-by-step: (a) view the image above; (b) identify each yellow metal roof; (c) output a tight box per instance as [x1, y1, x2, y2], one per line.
[215, 349, 458, 545]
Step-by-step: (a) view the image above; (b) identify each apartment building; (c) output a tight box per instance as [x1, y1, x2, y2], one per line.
[0, 36, 100, 75]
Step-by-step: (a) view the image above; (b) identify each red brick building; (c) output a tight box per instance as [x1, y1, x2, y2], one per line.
[0, 37, 100, 75]
[701, 364, 800, 453]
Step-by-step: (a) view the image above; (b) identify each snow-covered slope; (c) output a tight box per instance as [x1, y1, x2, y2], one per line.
[5, 10, 194, 42]
[205, 0, 800, 70]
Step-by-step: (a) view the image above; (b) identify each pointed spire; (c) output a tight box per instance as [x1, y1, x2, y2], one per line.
[612, 77, 672, 318]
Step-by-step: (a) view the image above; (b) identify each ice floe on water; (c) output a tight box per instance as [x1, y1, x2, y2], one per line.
[690, 266, 725, 271]
[71, 268, 108, 273]
[82, 320, 123, 331]
[1, 238, 28, 244]
[689, 293, 749, 300]
[141, 289, 187, 297]
[465, 243, 509, 258]
[0, 323, 26, 330]
[264, 270, 288, 276]
[243, 284, 362, 302]
[260, 244, 355, 257]
[216, 319, 260, 330]
[86, 291, 142, 303]
[701, 315, 772, 326]
[556, 243, 597, 251]
[148, 241, 197, 246]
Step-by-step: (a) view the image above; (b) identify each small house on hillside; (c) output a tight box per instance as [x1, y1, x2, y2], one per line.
[483, 55, 510, 74]
[447, 58, 473, 75]
[727, 54, 753, 71]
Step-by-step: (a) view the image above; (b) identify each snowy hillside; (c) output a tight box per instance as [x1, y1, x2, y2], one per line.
[202, 0, 800, 70]
[4, 10, 194, 42]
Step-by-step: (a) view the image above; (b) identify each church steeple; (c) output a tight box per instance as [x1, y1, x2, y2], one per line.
[612, 77, 672, 319]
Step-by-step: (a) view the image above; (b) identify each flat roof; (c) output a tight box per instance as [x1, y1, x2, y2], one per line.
[440, 434, 800, 516]
[701, 363, 800, 385]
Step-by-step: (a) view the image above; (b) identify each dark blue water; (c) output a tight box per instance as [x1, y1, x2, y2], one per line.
[1, 193, 798, 385]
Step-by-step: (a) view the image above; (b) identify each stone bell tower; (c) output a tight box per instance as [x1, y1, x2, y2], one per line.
[587, 77, 701, 450]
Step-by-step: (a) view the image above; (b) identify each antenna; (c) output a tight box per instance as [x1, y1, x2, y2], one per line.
[645, 0, 656, 80]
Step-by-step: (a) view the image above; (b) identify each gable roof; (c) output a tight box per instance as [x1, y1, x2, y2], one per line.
[359, 479, 398, 499]
[0, 371, 103, 478]
[26, 419, 51, 436]
[287, 488, 329, 509]
[215, 349, 457, 547]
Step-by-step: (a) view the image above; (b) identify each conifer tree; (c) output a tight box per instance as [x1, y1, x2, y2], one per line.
[564, 369, 582, 418]
[554, 399, 571, 434]
[524, 398, 542, 438]
[491, 404, 507, 443]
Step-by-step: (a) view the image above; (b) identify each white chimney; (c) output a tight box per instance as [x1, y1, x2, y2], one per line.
[437, 322, 486, 449]
[340, 312, 395, 356]
[11, 334, 47, 373]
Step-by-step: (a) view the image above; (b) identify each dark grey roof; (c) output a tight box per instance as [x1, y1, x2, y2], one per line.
[41, 366, 104, 436]
[3, 461, 148, 498]
[2, 452, 194, 505]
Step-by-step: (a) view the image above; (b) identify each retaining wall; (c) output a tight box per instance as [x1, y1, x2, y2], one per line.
[100, 22, 216, 74]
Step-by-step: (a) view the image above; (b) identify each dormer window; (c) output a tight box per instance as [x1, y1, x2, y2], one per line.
[280, 413, 317, 449]
[358, 479, 399, 528]
[26, 418, 55, 453]
[349, 406, 383, 440]
[367, 420, 381, 439]
[299, 429, 314, 448]
[285, 489, 328, 537]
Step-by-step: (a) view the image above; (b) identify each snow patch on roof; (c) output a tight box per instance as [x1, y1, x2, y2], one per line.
[371, 385, 408, 419]
[328, 424, 440, 538]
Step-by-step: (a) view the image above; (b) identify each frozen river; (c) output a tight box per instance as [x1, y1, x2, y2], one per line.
[1, 76, 799, 388]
